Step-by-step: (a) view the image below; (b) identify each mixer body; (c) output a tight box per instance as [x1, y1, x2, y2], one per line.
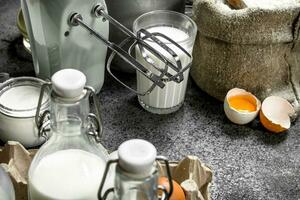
[21, 0, 109, 92]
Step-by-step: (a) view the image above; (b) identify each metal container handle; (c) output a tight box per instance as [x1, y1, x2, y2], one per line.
[85, 86, 103, 142]
[35, 82, 51, 139]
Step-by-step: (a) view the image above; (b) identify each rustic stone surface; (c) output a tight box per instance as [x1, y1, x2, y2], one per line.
[0, 0, 300, 199]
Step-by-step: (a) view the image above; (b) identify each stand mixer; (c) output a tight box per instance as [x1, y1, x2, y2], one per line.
[21, 0, 191, 95]
[21, 0, 109, 92]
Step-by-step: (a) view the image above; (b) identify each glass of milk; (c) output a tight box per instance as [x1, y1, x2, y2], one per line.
[133, 10, 197, 114]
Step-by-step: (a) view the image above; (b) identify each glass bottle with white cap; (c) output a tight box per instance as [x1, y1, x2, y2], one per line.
[98, 139, 173, 200]
[28, 69, 109, 200]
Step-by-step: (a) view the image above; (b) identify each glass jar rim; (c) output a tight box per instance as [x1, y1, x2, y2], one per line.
[0, 77, 49, 118]
[133, 10, 198, 45]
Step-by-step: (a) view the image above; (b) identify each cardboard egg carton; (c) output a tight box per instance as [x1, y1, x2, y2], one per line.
[0, 142, 36, 200]
[158, 156, 213, 200]
[0, 142, 213, 200]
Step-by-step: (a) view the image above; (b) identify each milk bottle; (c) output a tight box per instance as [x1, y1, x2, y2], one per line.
[28, 69, 109, 200]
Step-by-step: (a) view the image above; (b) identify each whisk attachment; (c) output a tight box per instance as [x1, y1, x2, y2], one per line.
[68, 5, 192, 95]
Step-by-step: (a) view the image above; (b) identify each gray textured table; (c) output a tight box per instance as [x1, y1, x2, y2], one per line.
[0, 0, 299, 199]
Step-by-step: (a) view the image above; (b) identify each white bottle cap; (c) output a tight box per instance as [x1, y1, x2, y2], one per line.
[118, 139, 157, 175]
[51, 69, 86, 98]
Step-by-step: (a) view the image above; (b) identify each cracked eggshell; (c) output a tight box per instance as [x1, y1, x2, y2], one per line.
[260, 96, 296, 133]
[224, 88, 261, 125]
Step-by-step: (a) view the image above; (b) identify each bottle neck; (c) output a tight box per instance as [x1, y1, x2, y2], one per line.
[114, 165, 159, 200]
[50, 92, 89, 135]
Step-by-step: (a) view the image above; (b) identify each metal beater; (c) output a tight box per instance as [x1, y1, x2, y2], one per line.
[68, 4, 192, 95]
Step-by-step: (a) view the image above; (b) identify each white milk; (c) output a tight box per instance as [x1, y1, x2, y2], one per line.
[136, 26, 192, 111]
[29, 149, 106, 200]
[0, 85, 41, 111]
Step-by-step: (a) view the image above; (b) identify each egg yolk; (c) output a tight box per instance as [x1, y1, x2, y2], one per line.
[228, 95, 257, 112]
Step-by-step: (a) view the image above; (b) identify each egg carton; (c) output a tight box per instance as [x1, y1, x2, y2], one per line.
[0, 141, 36, 200]
[158, 156, 213, 200]
[0, 142, 213, 200]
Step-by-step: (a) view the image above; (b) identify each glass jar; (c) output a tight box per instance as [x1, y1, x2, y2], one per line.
[98, 139, 173, 200]
[0, 76, 49, 147]
[28, 69, 109, 200]
[133, 10, 197, 114]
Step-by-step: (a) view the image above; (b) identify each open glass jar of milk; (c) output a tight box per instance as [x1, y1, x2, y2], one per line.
[0, 76, 49, 147]
[28, 69, 109, 200]
[133, 11, 197, 114]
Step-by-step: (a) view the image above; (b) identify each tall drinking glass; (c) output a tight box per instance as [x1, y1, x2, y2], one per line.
[133, 11, 197, 114]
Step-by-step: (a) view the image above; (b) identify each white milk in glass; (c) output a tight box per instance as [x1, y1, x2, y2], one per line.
[29, 149, 106, 200]
[136, 26, 192, 113]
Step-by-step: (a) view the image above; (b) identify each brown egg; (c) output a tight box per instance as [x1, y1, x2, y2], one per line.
[158, 177, 186, 200]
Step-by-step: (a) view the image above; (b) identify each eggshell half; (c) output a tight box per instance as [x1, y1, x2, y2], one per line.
[224, 88, 261, 125]
[260, 96, 296, 133]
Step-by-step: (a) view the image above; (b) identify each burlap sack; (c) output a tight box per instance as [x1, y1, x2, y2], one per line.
[191, 0, 300, 111]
